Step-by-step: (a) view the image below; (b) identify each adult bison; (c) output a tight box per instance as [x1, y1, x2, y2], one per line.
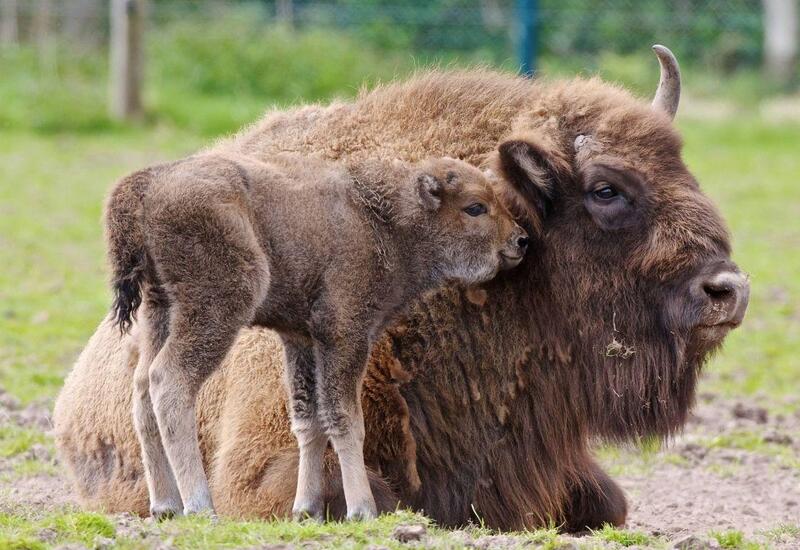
[54, 46, 749, 531]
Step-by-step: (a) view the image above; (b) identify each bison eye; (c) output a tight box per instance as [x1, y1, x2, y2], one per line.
[464, 203, 487, 216]
[592, 184, 619, 201]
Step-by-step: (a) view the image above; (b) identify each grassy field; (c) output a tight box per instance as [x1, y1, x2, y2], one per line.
[0, 115, 798, 548]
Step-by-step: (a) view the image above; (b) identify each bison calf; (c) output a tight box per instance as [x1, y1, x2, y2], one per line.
[105, 153, 528, 520]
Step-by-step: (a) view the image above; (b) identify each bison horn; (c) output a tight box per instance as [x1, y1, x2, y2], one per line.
[651, 44, 681, 120]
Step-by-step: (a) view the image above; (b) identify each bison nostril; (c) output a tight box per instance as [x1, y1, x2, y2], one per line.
[517, 236, 529, 249]
[703, 282, 733, 301]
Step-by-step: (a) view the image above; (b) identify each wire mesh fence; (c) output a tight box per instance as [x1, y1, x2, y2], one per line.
[1, 0, 768, 70]
[0, 0, 794, 133]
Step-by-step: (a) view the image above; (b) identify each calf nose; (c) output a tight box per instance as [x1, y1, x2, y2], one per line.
[509, 228, 528, 254]
[699, 270, 750, 326]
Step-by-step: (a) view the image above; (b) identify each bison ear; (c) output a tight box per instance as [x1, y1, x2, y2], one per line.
[495, 137, 572, 230]
[417, 173, 443, 211]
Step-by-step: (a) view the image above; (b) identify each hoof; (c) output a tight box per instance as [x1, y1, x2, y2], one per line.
[150, 504, 181, 521]
[292, 504, 324, 522]
[346, 502, 377, 521]
[182, 490, 215, 517]
[182, 503, 215, 517]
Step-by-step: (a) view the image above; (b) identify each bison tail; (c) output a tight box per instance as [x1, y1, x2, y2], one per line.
[105, 169, 153, 333]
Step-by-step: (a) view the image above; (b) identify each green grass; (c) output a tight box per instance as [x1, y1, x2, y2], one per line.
[592, 524, 654, 547]
[1, 511, 114, 549]
[762, 523, 800, 542]
[0, 510, 571, 550]
[711, 529, 763, 549]
[0, 426, 48, 458]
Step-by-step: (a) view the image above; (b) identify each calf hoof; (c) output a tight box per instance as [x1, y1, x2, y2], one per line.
[292, 503, 325, 522]
[346, 501, 377, 521]
[182, 501, 215, 517]
[150, 504, 181, 521]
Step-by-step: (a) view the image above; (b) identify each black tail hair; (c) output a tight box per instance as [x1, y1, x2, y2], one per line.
[106, 169, 152, 333]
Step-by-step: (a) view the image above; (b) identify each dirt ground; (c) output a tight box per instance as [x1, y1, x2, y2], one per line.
[1, 388, 798, 549]
[620, 394, 800, 547]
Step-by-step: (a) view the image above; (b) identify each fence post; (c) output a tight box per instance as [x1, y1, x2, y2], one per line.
[0, 0, 18, 46]
[517, 0, 537, 77]
[277, 0, 294, 27]
[109, 0, 144, 120]
[763, 0, 798, 86]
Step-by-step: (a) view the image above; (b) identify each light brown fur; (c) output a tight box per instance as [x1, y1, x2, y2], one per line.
[55, 68, 749, 530]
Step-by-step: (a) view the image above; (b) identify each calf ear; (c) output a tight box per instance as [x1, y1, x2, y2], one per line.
[495, 135, 572, 230]
[417, 173, 443, 211]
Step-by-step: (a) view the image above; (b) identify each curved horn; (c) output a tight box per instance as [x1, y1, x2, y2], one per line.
[651, 44, 681, 119]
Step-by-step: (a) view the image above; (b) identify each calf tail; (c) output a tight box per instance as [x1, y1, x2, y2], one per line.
[105, 169, 153, 333]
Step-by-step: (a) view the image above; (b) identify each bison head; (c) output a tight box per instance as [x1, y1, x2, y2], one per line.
[492, 46, 749, 440]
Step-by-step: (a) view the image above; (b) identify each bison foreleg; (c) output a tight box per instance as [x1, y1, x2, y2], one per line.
[563, 459, 627, 532]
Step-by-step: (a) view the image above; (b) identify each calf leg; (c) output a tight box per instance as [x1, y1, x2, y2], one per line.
[314, 340, 376, 520]
[131, 286, 182, 519]
[145, 200, 268, 515]
[282, 339, 328, 521]
[149, 296, 261, 515]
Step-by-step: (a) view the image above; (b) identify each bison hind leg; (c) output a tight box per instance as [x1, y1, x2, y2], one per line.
[256, 449, 400, 521]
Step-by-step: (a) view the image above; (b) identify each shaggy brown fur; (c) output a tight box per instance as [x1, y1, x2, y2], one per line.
[105, 153, 526, 519]
[55, 66, 749, 530]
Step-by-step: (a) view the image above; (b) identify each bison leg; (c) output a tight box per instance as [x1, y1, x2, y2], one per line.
[131, 289, 183, 519]
[313, 338, 376, 520]
[145, 203, 268, 516]
[563, 459, 627, 532]
[149, 291, 262, 516]
[282, 339, 328, 521]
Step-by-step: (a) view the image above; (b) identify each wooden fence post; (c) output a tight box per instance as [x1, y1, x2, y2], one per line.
[277, 0, 294, 26]
[110, 0, 144, 120]
[763, 0, 798, 86]
[0, 0, 18, 46]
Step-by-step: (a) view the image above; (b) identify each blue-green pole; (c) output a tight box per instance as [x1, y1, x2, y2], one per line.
[517, 0, 537, 77]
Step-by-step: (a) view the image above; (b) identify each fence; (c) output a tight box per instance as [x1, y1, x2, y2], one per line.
[0, 0, 796, 125]
[0, 1, 779, 67]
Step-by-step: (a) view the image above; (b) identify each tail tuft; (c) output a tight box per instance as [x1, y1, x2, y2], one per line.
[105, 169, 152, 334]
[112, 273, 143, 333]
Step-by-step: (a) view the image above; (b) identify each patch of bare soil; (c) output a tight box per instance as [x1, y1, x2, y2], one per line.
[620, 394, 800, 548]
[0, 389, 76, 515]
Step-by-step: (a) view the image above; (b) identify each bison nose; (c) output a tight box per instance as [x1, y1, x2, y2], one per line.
[516, 235, 529, 250]
[698, 269, 750, 326]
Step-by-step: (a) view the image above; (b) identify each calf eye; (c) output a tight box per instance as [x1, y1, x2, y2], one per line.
[464, 203, 487, 216]
[592, 184, 618, 201]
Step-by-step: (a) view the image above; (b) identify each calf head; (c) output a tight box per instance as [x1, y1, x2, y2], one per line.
[492, 46, 749, 439]
[409, 158, 529, 285]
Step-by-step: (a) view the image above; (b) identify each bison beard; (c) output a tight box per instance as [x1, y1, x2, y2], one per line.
[54, 48, 747, 531]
